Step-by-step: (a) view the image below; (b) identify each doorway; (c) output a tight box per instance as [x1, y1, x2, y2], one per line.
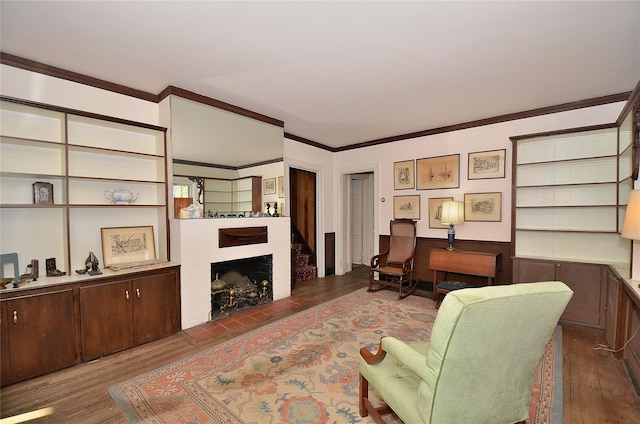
[289, 167, 317, 262]
[348, 172, 374, 267]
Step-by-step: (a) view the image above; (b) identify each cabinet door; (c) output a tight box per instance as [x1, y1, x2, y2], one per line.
[4, 289, 76, 384]
[557, 263, 606, 328]
[79, 280, 133, 361]
[512, 258, 556, 282]
[132, 271, 180, 345]
[605, 271, 622, 352]
[1, 301, 11, 386]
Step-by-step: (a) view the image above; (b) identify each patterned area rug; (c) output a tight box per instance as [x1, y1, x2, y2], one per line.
[109, 288, 561, 423]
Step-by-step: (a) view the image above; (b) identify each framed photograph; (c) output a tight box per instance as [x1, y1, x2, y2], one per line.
[464, 192, 502, 222]
[428, 196, 453, 228]
[393, 160, 415, 190]
[416, 154, 460, 190]
[264, 178, 276, 195]
[393, 195, 420, 220]
[278, 176, 285, 198]
[468, 149, 506, 180]
[101, 225, 156, 267]
[33, 181, 53, 205]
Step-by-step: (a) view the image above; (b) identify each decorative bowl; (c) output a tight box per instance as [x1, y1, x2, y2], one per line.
[105, 187, 138, 205]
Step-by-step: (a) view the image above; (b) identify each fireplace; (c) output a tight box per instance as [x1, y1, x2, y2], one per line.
[210, 254, 273, 319]
[171, 217, 291, 329]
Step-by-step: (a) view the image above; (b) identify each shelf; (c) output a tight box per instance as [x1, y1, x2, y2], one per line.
[0, 98, 168, 277]
[513, 124, 630, 264]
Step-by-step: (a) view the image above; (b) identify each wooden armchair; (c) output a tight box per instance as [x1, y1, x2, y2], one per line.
[368, 219, 417, 299]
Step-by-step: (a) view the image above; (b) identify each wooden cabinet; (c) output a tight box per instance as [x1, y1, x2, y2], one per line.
[605, 270, 624, 355]
[513, 257, 606, 328]
[1, 289, 76, 385]
[1, 264, 180, 386]
[80, 269, 180, 361]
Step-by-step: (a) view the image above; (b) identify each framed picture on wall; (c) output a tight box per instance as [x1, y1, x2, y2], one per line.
[464, 192, 502, 222]
[278, 176, 285, 198]
[263, 178, 276, 195]
[393, 195, 420, 219]
[468, 149, 506, 180]
[393, 160, 415, 190]
[428, 196, 453, 228]
[416, 154, 460, 189]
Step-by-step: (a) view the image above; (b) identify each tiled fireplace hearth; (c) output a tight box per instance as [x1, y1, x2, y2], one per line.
[171, 217, 291, 329]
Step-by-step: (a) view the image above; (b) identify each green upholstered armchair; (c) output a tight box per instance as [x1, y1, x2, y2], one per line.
[359, 281, 573, 424]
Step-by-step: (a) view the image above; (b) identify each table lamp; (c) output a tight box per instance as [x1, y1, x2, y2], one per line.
[622, 190, 640, 241]
[622, 190, 640, 279]
[441, 200, 464, 251]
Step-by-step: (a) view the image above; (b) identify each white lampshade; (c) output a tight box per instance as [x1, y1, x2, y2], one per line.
[622, 190, 640, 240]
[441, 201, 464, 225]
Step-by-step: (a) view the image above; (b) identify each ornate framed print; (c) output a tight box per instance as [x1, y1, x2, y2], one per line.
[416, 154, 460, 190]
[464, 192, 502, 222]
[33, 181, 53, 205]
[468, 149, 506, 180]
[428, 196, 453, 228]
[263, 178, 276, 195]
[393, 195, 420, 220]
[101, 225, 156, 267]
[393, 160, 415, 190]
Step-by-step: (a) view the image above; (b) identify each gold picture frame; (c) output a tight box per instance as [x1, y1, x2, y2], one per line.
[101, 225, 156, 267]
[393, 195, 420, 219]
[416, 154, 460, 190]
[264, 178, 276, 195]
[468, 149, 506, 180]
[464, 192, 502, 222]
[428, 196, 453, 228]
[393, 160, 415, 190]
[33, 181, 53, 205]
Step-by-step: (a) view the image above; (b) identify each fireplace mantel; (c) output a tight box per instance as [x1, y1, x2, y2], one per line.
[171, 217, 292, 329]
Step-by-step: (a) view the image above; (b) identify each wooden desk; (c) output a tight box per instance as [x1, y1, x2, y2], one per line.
[429, 248, 501, 305]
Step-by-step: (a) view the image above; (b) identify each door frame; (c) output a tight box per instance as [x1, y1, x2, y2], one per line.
[285, 159, 325, 278]
[338, 164, 379, 275]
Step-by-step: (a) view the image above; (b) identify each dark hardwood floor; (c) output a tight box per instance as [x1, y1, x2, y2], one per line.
[1, 268, 638, 423]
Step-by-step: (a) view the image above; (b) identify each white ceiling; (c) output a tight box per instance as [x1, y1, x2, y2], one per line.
[1, 1, 639, 166]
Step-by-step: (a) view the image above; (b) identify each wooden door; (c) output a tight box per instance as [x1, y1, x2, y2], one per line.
[290, 168, 316, 254]
[80, 280, 133, 361]
[5, 290, 76, 384]
[132, 271, 180, 345]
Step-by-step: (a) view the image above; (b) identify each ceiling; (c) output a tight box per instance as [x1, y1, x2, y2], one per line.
[1, 1, 639, 167]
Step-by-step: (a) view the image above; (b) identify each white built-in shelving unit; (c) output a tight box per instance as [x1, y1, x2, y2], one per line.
[0, 98, 168, 278]
[513, 124, 633, 264]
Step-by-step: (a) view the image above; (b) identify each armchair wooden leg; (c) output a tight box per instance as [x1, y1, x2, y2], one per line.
[359, 373, 369, 417]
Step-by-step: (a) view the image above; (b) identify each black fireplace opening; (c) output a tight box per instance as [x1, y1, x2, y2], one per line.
[210, 254, 273, 320]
